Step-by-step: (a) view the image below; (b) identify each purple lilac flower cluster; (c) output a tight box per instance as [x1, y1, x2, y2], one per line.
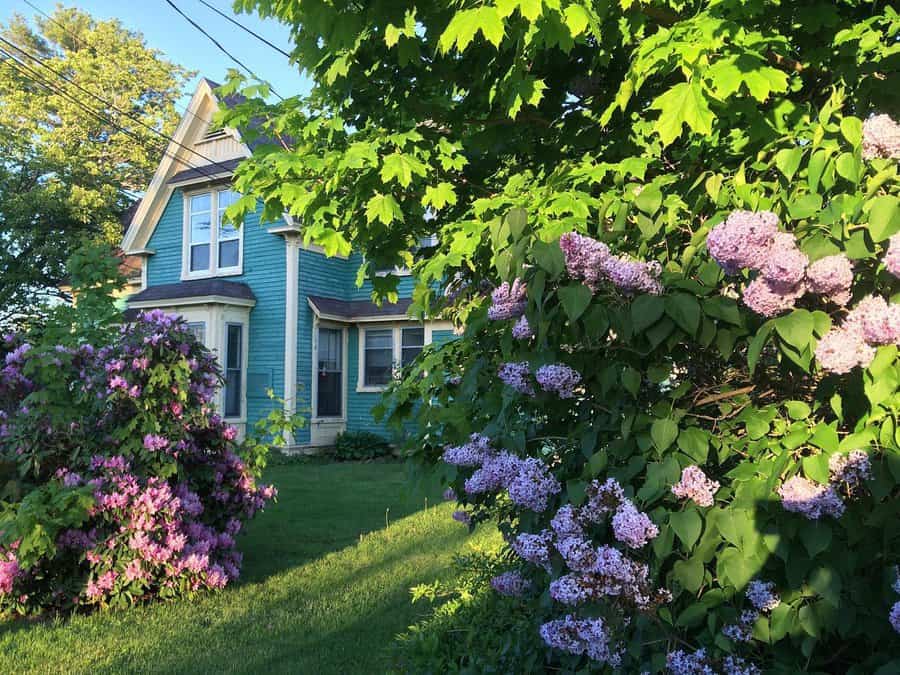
[815, 295, 900, 374]
[667, 649, 760, 675]
[488, 279, 528, 321]
[490, 570, 531, 597]
[498, 361, 534, 395]
[442, 433, 494, 466]
[671, 465, 720, 507]
[534, 364, 582, 398]
[891, 570, 900, 634]
[746, 579, 781, 612]
[828, 450, 872, 492]
[511, 315, 534, 340]
[559, 231, 663, 295]
[539, 614, 621, 666]
[862, 114, 900, 160]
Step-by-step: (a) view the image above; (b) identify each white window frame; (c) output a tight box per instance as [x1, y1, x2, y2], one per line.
[356, 323, 435, 393]
[181, 187, 244, 280]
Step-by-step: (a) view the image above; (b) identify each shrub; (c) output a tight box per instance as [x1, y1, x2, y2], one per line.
[333, 430, 393, 461]
[0, 310, 277, 615]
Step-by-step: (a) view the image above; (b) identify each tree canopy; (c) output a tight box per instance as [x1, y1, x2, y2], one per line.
[0, 7, 191, 324]
[222, 1, 900, 671]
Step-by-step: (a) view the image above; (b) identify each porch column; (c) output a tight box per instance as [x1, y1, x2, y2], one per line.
[283, 234, 300, 444]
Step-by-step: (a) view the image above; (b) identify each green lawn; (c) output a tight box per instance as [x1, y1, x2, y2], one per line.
[0, 460, 498, 674]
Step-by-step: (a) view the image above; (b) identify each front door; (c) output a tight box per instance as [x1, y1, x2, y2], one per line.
[312, 325, 345, 446]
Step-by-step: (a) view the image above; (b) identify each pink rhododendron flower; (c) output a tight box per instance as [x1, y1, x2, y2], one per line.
[886, 234, 900, 279]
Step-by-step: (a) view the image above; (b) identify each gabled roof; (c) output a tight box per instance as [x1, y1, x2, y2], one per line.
[307, 295, 413, 322]
[121, 78, 252, 254]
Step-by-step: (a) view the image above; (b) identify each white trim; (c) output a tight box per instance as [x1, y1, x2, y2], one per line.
[123, 79, 243, 252]
[181, 187, 244, 280]
[128, 295, 255, 309]
[356, 322, 433, 393]
[283, 236, 300, 443]
[268, 217, 348, 258]
[168, 171, 236, 190]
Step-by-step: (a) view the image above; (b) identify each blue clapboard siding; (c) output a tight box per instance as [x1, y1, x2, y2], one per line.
[145, 189, 286, 429]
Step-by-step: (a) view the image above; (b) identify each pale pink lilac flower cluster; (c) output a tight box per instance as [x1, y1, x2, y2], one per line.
[707, 211, 858, 316]
[539, 614, 621, 666]
[559, 231, 663, 295]
[534, 364, 582, 398]
[777, 475, 845, 520]
[498, 361, 534, 395]
[671, 465, 720, 507]
[490, 570, 531, 597]
[815, 295, 900, 374]
[886, 234, 900, 279]
[862, 114, 900, 160]
[488, 279, 527, 321]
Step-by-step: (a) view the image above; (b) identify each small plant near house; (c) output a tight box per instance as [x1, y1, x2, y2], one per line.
[332, 431, 393, 461]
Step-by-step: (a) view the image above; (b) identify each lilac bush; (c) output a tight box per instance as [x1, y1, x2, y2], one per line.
[0, 310, 276, 615]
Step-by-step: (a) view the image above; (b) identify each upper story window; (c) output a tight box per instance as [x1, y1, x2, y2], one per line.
[184, 188, 242, 278]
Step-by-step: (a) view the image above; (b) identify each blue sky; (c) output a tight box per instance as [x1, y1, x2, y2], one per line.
[2, 0, 312, 103]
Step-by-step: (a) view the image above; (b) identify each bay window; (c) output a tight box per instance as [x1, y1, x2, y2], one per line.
[184, 188, 242, 277]
[363, 329, 394, 387]
[224, 323, 243, 418]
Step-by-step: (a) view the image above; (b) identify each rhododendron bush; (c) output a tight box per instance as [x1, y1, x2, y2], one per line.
[0, 310, 276, 615]
[219, 0, 898, 671]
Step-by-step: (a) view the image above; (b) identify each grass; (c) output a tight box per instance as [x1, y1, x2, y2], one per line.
[0, 460, 499, 674]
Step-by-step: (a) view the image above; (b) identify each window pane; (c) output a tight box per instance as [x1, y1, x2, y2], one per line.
[190, 193, 211, 213]
[401, 328, 424, 347]
[365, 329, 393, 350]
[187, 322, 206, 345]
[318, 328, 342, 372]
[190, 214, 211, 244]
[401, 346, 423, 367]
[226, 324, 242, 369]
[218, 189, 238, 210]
[224, 369, 241, 417]
[190, 244, 210, 272]
[219, 239, 239, 268]
[317, 372, 341, 417]
[364, 348, 393, 386]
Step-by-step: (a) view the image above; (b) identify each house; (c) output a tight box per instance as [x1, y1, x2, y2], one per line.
[121, 79, 453, 447]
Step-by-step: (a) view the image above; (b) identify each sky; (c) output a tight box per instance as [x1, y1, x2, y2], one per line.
[1, 0, 313, 104]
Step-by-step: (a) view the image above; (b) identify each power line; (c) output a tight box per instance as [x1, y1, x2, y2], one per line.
[163, 0, 284, 101]
[0, 35, 233, 175]
[195, 0, 293, 59]
[0, 46, 225, 184]
[20, 0, 217, 130]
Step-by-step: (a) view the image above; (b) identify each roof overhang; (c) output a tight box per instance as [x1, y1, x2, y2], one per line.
[307, 295, 413, 323]
[128, 295, 256, 309]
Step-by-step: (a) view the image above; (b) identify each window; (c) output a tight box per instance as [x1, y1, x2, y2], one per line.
[188, 193, 211, 272]
[186, 321, 206, 345]
[218, 189, 240, 269]
[400, 327, 425, 367]
[364, 329, 394, 387]
[359, 325, 433, 390]
[184, 189, 242, 276]
[224, 324, 243, 418]
[317, 327, 343, 417]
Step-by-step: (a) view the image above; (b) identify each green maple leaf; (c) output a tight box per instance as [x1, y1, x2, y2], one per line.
[422, 182, 458, 210]
[365, 193, 404, 225]
[650, 80, 714, 147]
[380, 152, 427, 187]
[439, 7, 505, 53]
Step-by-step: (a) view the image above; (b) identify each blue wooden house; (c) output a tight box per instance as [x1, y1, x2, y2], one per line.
[121, 79, 453, 447]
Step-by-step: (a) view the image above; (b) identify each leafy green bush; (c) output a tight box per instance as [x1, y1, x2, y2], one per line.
[218, 1, 900, 671]
[332, 431, 393, 461]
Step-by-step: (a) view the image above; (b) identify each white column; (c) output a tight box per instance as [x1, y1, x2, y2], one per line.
[283, 235, 300, 445]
